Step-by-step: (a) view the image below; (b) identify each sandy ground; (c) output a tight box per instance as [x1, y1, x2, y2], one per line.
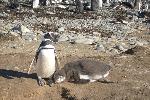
[0, 30, 150, 100]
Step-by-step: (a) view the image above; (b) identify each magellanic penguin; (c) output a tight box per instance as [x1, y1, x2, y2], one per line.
[34, 32, 59, 86]
[53, 59, 113, 84]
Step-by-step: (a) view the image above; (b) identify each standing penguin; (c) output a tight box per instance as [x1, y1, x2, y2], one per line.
[33, 32, 59, 86]
[53, 59, 113, 84]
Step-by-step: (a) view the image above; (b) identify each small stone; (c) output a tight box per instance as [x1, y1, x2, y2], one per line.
[115, 43, 128, 52]
[95, 43, 105, 51]
[108, 48, 119, 55]
[19, 25, 31, 35]
[43, 17, 48, 24]
[92, 32, 101, 37]
[58, 27, 65, 33]
[128, 37, 137, 45]
[9, 31, 19, 37]
[122, 76, 127, 78]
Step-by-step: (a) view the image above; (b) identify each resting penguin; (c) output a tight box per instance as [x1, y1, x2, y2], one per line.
[34, 32, 59, 86]
[53, 59, 113, 84]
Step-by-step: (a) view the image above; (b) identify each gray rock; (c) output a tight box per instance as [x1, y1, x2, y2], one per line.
[0, 12, 8, 18]
[128, 37, 137, 45]
[108, 48, 119, 55]
[114, 44, 128, 52]
[74, 38, 94, 45]
[11, 24, 36, 41]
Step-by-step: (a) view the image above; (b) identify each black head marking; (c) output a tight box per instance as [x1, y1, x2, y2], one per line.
[39, 40, 52, 47]
[44, 33, 51, 39]
[43, 32, 59, 42]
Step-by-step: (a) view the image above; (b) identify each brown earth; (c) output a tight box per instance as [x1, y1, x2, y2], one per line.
[0, 31, 150, 100]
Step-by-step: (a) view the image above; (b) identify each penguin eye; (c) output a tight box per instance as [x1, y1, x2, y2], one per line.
[44, 33, 50, 39]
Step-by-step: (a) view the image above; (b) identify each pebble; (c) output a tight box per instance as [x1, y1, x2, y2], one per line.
[95, 43, 105, 52]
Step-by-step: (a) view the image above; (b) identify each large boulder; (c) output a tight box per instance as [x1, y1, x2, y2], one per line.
[11, 24, 37, 41]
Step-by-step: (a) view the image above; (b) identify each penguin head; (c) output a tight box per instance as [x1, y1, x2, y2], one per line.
[53, 70, 66, 83]
[43, 32, 59, 42]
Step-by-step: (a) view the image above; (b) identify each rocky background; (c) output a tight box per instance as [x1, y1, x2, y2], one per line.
[0, 0, 150, 100]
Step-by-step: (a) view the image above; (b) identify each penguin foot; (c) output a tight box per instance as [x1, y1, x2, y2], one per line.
[48, 79, 54, 87]
[38, 77, 46, 86]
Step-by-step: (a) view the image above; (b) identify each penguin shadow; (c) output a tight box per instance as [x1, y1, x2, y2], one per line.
[69, 79, 114, 84]
[0, 69, 37, 80]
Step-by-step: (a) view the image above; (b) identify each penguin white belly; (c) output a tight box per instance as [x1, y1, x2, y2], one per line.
[36, 50, 56, 78]
[79, 71, 110, 82]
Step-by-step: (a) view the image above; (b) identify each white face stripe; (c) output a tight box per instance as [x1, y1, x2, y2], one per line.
[43, 39, 52, 41]
[38, 45, 55, 51]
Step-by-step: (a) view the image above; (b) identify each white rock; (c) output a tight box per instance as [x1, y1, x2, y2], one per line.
[19, 25, 31, 35]
[75, 38, 94, 45]
[33, 0, 40, 8]
[9, 31, 19, 37]
[43, 17, 48, 24]
[57, 5, 67, 9]
[58, 27, 65, 33]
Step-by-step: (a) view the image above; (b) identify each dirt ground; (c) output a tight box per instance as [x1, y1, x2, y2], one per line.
[0, 29, 150, 100]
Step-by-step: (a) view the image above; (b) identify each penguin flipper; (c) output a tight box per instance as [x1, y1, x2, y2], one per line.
[98, 78, 114, 83]
[55, 56, 60, 70]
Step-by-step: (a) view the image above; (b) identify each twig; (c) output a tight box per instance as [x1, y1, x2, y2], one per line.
[28, 56, 35, 74]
